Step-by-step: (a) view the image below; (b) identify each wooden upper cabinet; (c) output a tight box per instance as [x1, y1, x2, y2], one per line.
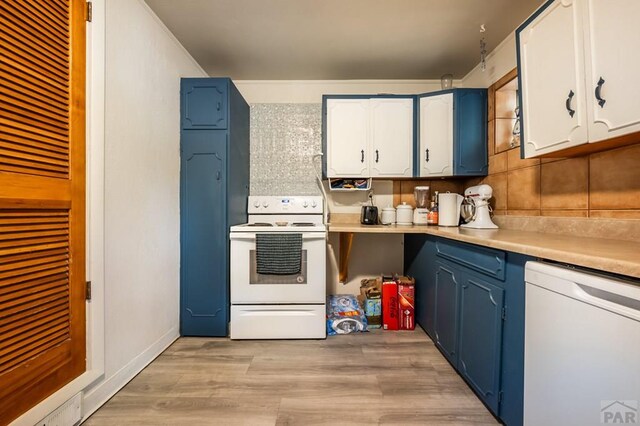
[419, 93, 454, 177]
[583, 0, 640, 143]
[0, 0, 87, 423]
[517, 0, 589, 158]
[517, 0, 640, 158]
[324, 96, 414, 178]
[369, 98, 414, 178]
[418, 89, 487, 177]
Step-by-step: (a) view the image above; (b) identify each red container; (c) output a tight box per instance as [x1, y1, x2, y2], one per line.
[398, 282, 415, 330]
[382, 279, 399, 330]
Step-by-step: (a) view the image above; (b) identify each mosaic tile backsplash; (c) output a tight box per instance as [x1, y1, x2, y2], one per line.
[250, 104, 322, 196]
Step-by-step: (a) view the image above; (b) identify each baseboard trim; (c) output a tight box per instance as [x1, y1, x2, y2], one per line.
[80, 327, 179, 422]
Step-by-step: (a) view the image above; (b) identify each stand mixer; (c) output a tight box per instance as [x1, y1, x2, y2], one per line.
[460, 184, 498, 229]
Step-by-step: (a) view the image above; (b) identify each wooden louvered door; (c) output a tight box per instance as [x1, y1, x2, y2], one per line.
[0, 0, 86, 424]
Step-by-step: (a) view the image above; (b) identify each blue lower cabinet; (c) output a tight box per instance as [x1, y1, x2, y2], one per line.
[405, 234, 435, 337]
[180, 78, 250, 336]
[433, 260, 461, 366]
[406, 235, 529, 425]
[499, 253, 528, 426]
[458, 271, 505, 414]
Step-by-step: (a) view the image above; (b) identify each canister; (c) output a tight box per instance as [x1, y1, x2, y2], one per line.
[380, 206, 396, 225]
[395, 202, 414, 225]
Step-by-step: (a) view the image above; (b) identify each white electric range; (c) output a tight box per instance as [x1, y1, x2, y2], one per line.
[229, 196, 327, 339]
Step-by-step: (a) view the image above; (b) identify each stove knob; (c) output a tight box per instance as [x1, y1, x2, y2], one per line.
[302, 200, 309, 208]
[262, 200, 269, 208]
[311, 200, 318, 208]
[253, 200, 261, 208]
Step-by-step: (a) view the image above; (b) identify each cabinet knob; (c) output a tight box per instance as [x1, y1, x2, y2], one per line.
[566, 90, 575, 118]
[595, 77, 606, 108]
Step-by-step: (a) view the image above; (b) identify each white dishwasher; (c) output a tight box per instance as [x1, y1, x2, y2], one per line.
[524, 262, 640, 426]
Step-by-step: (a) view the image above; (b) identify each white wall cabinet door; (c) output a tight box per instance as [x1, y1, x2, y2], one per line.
[518, 0, 589, 158]
[419, 93, 453, 177]
[370, 98, 414, 177]
[326, 99, 369, 177]
[583, 0, 640, 143]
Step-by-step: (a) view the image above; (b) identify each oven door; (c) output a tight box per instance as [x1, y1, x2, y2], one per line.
[230, 231, 326, 304]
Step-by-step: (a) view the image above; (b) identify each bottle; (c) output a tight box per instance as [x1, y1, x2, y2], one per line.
[427, 192, 439, 225]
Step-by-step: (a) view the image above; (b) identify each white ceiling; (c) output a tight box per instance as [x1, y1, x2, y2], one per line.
[145, 0, 543, 80]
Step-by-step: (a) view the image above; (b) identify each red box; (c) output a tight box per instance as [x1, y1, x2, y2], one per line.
[382, 279, 399, 330]
[398, 281, 415, 330]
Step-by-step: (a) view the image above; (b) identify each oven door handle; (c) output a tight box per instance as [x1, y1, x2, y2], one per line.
[230, 233, 326, 241]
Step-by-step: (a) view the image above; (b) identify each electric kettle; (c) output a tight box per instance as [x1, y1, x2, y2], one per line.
[438, 192, 464, 226]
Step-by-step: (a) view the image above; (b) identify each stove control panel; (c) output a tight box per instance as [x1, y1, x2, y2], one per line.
[248, 196, 323, 214]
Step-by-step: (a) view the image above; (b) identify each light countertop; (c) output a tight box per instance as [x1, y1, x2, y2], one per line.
[328, 222, 640, 280]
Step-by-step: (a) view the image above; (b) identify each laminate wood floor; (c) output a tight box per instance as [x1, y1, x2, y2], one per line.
[85, 328, 499, 425]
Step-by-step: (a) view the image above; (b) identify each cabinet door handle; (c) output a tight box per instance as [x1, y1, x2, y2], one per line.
[595, 77, 606, 108]
[375, 150, 379, 163]
[425, 148, 430, 162]
[217, 101, 221, 111]
[566, 90, 575, 118]
[361, 150, 364, 163]
[216, 171, 221, 181]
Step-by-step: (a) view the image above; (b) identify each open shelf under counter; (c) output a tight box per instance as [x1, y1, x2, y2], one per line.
[328, 220, 640, 283]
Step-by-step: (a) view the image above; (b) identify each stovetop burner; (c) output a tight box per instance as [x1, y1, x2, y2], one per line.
[291, 222, 315, 227]
[247, 222, 273, 227]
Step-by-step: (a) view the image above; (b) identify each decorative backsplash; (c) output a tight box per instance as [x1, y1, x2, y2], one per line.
[250, 104, 322, 196]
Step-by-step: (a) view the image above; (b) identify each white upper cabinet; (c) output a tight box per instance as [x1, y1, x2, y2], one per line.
[325, 97, 414, 178]
[518, 0, 589, 158]
[370, 98, 414, 177]
[419, 93, 454, 177]
[326, 99, 370, 177]
[517, 0, 640, 158]
[583, 0, 640, 142]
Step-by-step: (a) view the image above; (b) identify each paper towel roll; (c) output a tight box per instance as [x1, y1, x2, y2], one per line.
[438, 193, 463, 226]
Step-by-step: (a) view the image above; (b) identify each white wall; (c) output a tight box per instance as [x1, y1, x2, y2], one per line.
[81, 0, 206, 418]
[236, 79, 456, 104]
[461, 33, 518, 88]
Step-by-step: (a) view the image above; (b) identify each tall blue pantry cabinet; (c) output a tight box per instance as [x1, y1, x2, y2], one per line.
[180, 78, 250, 336]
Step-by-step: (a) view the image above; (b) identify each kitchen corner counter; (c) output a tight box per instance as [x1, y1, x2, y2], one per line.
[328, 222, 640, 280]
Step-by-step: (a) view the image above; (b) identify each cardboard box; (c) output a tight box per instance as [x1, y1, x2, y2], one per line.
[398, 279, 415, 330]
[359, 277, 382, 299]
[382, 277, 399, 330]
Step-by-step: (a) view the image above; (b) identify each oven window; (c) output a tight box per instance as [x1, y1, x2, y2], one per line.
[249, 250, 307, 284]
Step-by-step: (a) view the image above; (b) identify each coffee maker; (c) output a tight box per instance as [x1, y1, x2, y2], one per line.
[413, 186, 430, 225]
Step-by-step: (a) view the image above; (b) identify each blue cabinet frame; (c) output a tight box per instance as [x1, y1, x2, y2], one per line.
[405, 234, 530, 425]
[321, 89, 487, 178]
[458, 271, 505, 414]
[180, 78, 249, 336]
[433, 260, 461, 366]
[416, 88, 488, 177]
[321, 94, 418, 178]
